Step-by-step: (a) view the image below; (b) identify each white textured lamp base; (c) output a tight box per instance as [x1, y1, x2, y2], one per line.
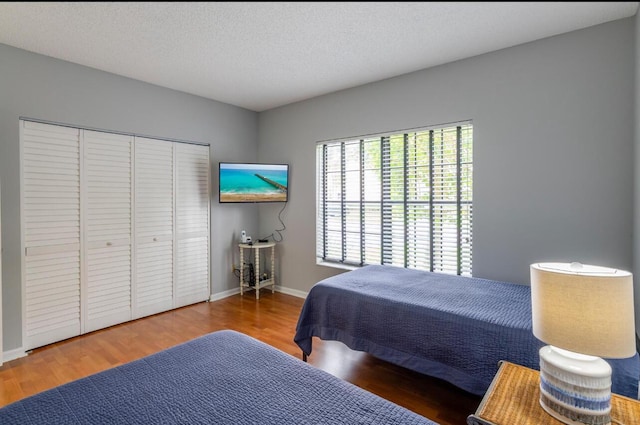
[538, 346, 612, 425]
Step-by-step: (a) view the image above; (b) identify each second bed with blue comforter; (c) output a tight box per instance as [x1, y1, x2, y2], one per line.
[0, 329, 438, 424]
[294, 265, 640, 398]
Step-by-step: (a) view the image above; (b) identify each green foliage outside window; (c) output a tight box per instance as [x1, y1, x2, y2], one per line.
[316, 122, 472, 276]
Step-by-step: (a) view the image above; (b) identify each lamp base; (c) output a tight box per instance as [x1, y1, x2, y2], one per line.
[538, 346, 612, 425]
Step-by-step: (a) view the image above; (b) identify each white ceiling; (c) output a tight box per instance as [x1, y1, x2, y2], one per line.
[0, 2, 638, 112]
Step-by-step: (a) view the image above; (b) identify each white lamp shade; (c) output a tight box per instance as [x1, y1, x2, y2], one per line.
[531, 262, 635, 359]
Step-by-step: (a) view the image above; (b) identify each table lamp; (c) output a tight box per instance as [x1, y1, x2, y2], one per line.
[530, 262, 635, 425]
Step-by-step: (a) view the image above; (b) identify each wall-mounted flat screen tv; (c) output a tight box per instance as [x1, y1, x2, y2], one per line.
[219, 162, 289, 203]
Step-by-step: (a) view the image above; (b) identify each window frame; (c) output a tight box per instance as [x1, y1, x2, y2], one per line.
[315, 121, 473, 276]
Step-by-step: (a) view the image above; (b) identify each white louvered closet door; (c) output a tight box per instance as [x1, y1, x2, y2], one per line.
[134, 137, 174, 319]
[83, 130, 133, 333]
[21, 121, 82, 350]
[175, 144, 210, 307]
[1, 179, 3, 365]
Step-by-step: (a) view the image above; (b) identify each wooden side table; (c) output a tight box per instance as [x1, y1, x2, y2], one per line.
[467, 361, 640, 425]
[239, 242, 276, 300]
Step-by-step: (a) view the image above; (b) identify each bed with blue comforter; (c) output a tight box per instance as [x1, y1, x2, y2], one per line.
[0, 329, 438, 425]
[294, 265, 640, 398]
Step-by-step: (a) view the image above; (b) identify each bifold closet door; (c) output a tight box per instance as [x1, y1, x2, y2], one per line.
[134, 137, 174, 319]
[0, 179, 2, 365]
[21, 121, 81, 349]
[83, 130, 133, 333]
[22, 121, 211, 349]
[175, 144, 210, 307]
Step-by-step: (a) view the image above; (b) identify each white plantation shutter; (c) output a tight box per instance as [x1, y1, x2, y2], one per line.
[430, 126, 473, 275]
[0, 181, 2, 365]
[134, 137, 175, 318]
[316, 122, 473, 276]
[83, 130, 133, 332]
[21, 119, 212, 348]
[175, 143, 210, 307]
[21, 121, 82, 348]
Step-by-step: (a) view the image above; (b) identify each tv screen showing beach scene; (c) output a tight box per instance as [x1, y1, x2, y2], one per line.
[219, 162, 289, 203]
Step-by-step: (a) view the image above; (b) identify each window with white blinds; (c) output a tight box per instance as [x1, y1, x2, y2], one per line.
[316, 122, 473, 276]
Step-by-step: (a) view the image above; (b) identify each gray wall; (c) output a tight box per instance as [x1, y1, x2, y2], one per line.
[259, 19, 635, 296]
[0, 43, 260, 351]
[635, 11, 640, 336]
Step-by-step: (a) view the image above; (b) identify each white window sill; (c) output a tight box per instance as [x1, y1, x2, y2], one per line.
[316, 260, 359, 272]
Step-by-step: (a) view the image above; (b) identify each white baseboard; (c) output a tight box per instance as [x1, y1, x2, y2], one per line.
[3, 346, 28, 362]
[209, 287, 240, 302]
[209, 285, 308, 302]
[275, 285, 308, 299]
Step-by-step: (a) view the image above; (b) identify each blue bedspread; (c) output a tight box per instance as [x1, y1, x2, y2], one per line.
[0, 330, 437, 425]
[294, 265, 640, 398]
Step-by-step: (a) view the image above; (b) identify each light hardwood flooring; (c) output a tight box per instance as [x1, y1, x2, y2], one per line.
[0, 291, 481, 424]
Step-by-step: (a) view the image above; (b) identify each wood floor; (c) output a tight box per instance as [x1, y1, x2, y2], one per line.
[0, 291, 481, 424]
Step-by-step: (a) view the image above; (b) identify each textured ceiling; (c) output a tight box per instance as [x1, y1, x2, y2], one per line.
[0, 2, 637, 112]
